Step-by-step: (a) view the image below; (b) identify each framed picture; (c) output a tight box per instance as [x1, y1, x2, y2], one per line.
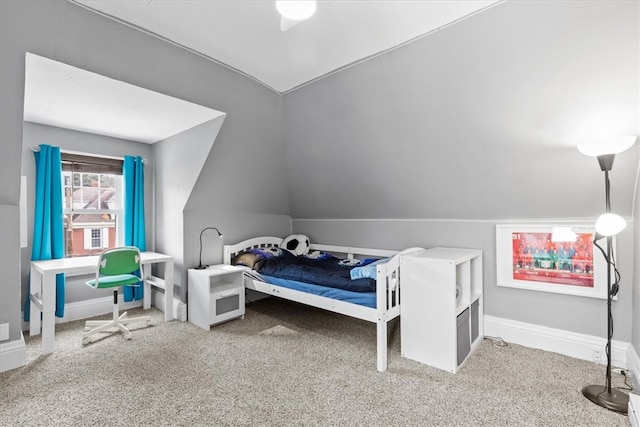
[496, 224, 610, 299]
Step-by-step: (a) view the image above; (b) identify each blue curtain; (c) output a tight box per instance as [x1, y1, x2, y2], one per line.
[123, 155, 146, 302]
[25, 144, 66, 321]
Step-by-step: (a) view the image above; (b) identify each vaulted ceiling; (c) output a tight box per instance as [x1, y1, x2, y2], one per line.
[71, 0, 502, 94]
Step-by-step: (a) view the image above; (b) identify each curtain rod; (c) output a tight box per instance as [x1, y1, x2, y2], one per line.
[30, 145, 146, 163]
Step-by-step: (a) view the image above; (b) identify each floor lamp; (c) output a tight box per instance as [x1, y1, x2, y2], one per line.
[577, 136, 636, 414]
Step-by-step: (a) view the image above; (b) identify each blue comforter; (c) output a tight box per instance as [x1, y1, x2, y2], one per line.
[256, 252, 377, 293]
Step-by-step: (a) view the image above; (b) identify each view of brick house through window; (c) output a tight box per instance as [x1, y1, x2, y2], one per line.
[61, 153, 123, 257]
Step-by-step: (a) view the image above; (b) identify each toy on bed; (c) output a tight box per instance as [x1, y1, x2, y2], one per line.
[223, 234, 424, 372]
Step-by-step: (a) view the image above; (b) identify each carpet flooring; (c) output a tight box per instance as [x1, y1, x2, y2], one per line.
[1, 297, 634, 426]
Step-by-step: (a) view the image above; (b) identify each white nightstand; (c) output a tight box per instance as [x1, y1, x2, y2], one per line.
[188, 265, 245, 330]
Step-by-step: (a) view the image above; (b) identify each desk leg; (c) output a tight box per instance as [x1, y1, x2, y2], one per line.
[29, 266, 41, 337]
[41, 271, 56, 354]
[164, 260, 174, 322]
[142, 264, 151, 310]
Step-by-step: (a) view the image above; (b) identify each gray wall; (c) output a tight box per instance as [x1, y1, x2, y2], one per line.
[283, 0, 638, 220]
[285, 0, 639, 341]
[634, 0, 640, 362]
[1, 0, 289, 342]
[634, 165, 640, 352]
[154, 117, 225, 301]
[20, 122, 153, 304]
[292, 219, 634, 341]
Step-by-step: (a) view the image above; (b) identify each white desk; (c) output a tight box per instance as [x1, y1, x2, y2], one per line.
[29, 251, 174, 354]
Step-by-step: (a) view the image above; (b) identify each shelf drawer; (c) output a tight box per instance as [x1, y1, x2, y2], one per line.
[471, 299, 479, 343]
[456, 308, 471, 366]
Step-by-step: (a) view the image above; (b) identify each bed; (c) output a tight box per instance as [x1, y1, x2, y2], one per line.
[223, 235, 424, 372]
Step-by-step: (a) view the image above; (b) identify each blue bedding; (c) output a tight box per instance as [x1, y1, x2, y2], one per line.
[258, 275, 376, 308]
[256, 250, 377, 293]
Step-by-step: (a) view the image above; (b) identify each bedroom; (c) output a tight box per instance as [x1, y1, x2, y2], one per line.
[0, 0, 639, 424]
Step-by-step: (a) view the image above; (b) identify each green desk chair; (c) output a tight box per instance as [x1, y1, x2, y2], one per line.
[82, 246, 152, 345]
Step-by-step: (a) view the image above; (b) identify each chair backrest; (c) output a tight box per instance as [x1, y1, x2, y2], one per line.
[97, 246, 142, 277]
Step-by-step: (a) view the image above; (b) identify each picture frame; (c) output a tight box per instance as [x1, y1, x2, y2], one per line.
[496, 224, 610, 299]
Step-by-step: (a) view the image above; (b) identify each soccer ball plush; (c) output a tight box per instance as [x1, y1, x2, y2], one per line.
[248, 247, 283, 258]
[305, 250, 329, 260]
[338, 258, 363, 267]
[261, 247, 283, 257]
[280, 234, 310, 256]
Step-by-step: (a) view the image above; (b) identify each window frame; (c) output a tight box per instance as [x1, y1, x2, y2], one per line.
[61, 152, 124, 258]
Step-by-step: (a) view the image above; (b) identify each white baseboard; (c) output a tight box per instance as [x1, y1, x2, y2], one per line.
[150, 288, 187, 321]
[58, 295, 143, 323]
[484, 315, 628, 368]
[22, 295, 143, 330]
[0, 332, 26, 373]
[628, 343, 640, 390]
[21, 291, 186, 331]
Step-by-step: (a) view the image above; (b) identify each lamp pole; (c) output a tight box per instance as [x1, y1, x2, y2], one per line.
[580, 155, 628, 414]
[603, 167, 612, 396]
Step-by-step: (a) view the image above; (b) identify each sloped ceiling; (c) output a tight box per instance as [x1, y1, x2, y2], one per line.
[282, 0, 640, 220]
[24, 53, 224, 144]
[71, 0, 501, 94]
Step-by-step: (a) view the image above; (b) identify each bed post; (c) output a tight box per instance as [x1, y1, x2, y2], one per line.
[376, 263, 390, 372]
[223, 246, 231, 265]
[377, 317, 387, 372]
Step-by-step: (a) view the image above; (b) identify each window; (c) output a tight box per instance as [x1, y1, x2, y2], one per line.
[61, 153, 123, 257]
[84, 228, 109, 249]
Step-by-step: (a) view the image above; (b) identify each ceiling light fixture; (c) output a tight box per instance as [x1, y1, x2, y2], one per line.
[276, 0, 316, 31]
[276, 0, 316, 20]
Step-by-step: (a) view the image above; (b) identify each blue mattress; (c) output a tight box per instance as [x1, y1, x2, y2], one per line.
[258, 274, 377, 308]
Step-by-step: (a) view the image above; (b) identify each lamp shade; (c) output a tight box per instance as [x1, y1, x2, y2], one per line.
[595, 213, 626, 237]
[577, 136, 637, 157]
[276, 0, 316, 21]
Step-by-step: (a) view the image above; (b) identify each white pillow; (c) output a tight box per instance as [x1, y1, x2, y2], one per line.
[280, 234, 310, 256]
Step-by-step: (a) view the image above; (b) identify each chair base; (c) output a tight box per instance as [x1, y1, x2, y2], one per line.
[82, 310, 152, 345]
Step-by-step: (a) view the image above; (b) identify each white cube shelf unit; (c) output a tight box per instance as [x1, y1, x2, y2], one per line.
[400, 247, 483, 373]
[630, 393, 639, 427]
[188, 265, 245, 330]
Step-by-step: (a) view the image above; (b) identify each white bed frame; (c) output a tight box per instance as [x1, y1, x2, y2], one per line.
[224, 236, 418, 372]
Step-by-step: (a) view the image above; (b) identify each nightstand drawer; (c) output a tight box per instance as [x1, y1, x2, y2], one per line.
[209, 283, 244, 325]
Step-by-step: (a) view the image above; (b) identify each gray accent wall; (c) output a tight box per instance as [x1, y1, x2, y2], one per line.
[283, 0, 639, 221]
[292, 219, 634, 341]
[285, 0, 639, 341]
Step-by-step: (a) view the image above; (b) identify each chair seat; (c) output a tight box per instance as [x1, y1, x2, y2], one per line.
[87, 273, 141, 289]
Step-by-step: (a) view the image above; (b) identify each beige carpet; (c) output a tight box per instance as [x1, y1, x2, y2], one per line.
[1, 298, 633, 426]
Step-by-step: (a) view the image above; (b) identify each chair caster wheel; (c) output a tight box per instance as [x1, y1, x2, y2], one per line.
[124, 333, 132, 340]
[82, 338, 91, 346]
